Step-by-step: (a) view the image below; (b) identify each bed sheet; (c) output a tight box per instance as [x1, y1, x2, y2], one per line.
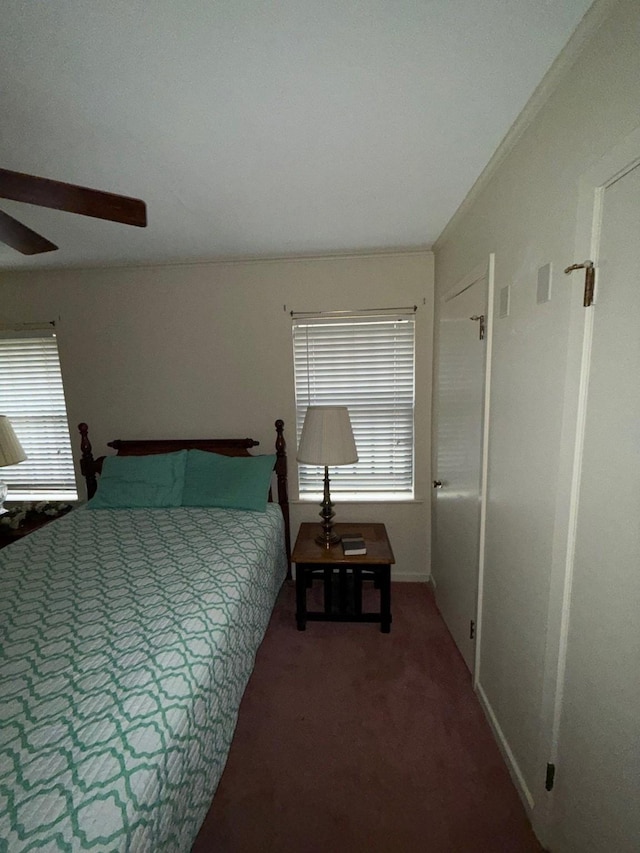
[0, 504, 287, 851]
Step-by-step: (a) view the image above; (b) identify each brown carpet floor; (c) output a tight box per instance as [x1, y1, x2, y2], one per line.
[193, 582, 543, 853]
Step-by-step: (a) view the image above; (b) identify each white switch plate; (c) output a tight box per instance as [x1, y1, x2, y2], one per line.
[537, 263, 552, 304]
[499, 285, 510, 318]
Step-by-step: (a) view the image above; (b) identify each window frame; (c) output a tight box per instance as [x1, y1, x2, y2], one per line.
[0, 327, 78, 502]
[292, 312, 416, 502]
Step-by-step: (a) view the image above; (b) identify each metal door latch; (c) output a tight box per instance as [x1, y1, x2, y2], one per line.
[564, 260, 595, 307]
[470, 314, 485, 340]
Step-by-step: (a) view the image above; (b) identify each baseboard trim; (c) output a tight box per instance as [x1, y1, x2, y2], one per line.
[393, 573, 430, 583]
[476, 681, 535, 812]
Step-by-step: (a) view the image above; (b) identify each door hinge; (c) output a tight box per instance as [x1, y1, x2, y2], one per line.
[469, 619, 475, 640]
[564, 260, 595, 307]
[545, 762, 556, 791]
[470, 314, 485, 340]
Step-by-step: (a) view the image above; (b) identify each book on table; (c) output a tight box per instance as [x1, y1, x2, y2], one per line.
[342, 534, 367, 556]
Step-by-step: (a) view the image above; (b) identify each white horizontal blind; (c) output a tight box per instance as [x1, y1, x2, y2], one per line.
[293, 314, 415, 499]
[0, 331, 77, 499]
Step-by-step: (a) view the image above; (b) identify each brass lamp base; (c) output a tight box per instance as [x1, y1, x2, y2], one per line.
[315, 530, 341, 548]
[315, 465, 341, 549]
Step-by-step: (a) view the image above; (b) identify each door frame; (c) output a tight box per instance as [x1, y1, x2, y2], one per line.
[474, 253, 495, 687]
[432, 253, 495, 684]
[536, 124, 640, 836]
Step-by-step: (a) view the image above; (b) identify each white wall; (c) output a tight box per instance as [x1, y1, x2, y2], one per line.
[433, 0, 640, 848]
[0, 251, 434, 581]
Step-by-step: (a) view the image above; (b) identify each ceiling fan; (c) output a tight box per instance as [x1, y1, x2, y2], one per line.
[0, 168, 147, 255]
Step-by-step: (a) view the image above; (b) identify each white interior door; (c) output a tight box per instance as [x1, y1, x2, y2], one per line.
[432, 266, 490, 672]
[551, 158, 640, 851]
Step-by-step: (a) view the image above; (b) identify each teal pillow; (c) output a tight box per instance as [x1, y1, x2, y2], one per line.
[88, 451, 187, 509]
[182, 450, 276, 512]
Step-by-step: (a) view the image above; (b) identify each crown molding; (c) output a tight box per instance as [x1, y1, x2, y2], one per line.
[0, 245, 434, 277]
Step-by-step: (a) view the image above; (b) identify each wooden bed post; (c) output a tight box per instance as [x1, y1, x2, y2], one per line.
[275, 419, 292, 579]
[78, 423, 98, 500]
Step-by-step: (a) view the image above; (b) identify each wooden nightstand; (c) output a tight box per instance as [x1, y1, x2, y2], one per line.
[293, 522, 395, 633]
[0, 508, 72, 549]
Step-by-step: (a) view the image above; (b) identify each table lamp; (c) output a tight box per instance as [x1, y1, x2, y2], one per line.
[297, 405, 358, 548]
[0, 416, 27, 513]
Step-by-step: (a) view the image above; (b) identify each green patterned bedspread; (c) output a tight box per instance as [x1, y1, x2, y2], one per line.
[0, 505, 287, 851]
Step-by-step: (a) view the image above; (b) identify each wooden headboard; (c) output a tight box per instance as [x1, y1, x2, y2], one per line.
[78, 419, 291, 574]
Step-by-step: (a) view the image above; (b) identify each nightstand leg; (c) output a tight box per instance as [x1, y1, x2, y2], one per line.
[353, 568, 362, 616]
[339, 566, 348, 614]
[296, 565, 307, 630]
[380, 564, 391, 633]
[323, 566, 333, 614]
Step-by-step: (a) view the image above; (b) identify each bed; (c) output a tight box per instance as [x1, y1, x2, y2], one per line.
[0, 421, 291, 851]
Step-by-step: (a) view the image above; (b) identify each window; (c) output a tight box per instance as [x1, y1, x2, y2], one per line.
[293, 313, 415, 500]
[0, 329, 77, 500]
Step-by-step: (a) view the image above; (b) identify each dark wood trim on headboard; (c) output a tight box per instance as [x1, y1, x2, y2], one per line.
[106, 436, 260, 455]
[78, 420, 291, 577]
[79, 422, 98, 500]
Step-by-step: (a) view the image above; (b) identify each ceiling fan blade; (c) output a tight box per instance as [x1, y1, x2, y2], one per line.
[0, 168, 147, 228]
[0, 209, 58, 254]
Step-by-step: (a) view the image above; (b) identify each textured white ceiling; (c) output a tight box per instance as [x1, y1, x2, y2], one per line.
[0, 0, 593, 270]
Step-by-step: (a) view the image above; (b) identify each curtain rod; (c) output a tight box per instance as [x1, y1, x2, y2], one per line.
[290, 305, 417, 318]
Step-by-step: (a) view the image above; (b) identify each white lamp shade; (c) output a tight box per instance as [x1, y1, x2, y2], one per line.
[0, 416, 27, 468]
[297, 406, 358, 467]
